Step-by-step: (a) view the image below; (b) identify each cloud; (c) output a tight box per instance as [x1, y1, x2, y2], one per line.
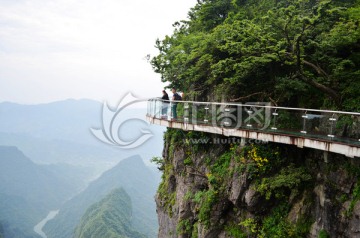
[0, 0, 197, 103]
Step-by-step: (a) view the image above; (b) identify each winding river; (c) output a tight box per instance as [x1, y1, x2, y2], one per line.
[33, 210, 59, 238]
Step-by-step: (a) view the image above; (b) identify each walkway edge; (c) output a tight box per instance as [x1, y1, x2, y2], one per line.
[147, 116, 360, 158]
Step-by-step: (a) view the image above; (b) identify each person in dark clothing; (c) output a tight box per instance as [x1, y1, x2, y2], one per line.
[162, 90, 169, 100]
[171, 88, 179, 120]
[161, 90, 169, 117]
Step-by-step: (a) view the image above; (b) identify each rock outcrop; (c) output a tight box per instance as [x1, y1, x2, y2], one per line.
[156, 130, 360, 238]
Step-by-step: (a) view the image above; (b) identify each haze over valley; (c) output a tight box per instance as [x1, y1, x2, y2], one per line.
[0, 99, 164, 238]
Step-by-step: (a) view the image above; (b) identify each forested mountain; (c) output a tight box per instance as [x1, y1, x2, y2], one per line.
[152, 0, 360, 111]
[44, 155, 160, 238]
[0, 99, 163, 237]
[0, 146, 80, 238]
[74, 188, 146, 238]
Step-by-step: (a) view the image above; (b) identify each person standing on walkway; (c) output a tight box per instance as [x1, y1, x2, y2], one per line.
[171, 88, 182, 120]
[161, 90, 169, 117]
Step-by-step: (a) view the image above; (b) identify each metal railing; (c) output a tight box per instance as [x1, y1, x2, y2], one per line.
[147, 98, 360, 146]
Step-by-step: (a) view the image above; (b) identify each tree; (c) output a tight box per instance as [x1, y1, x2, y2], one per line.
[151, 0, 360, 109]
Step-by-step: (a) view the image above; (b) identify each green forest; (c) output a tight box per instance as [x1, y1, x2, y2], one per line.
[74, 188, 146, 238]
[151, 0, 360, 111]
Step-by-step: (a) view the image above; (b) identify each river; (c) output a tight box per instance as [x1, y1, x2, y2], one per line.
[33, 210, 59, 238]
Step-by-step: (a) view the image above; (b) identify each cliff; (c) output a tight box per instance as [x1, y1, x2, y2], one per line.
[151, 0, 360, 237]
[155, 129, 360, 238]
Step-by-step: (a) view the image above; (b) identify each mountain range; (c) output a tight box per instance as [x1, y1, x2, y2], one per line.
[0, 99, 164, 238]
[44, 155, 160, 238]
[0, 146, 80, 238]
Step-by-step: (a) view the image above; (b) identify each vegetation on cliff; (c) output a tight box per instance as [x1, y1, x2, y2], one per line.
[151, 0, 360, 111]
[151, 0, 360, 237]
[154, 129, 360, 237]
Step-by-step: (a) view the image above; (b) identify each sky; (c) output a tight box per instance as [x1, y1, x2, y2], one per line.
[0, 0, 197, 104]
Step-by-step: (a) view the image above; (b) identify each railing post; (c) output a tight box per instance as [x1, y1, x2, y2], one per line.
[223, 107, 231, 127]
[327, 113, 337, 139]
[301, 111, 308, 134]
[246, 108, 253, 128]
[204, 104, 209, 124]
[184, 102, 189, 123]
[192, 102, 197, 124]
[271, 109, 278, 130]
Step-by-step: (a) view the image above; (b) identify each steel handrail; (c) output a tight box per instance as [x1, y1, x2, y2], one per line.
[148, 98, 360, 116]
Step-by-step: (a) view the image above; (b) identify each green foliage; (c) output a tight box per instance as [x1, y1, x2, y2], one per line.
[188, 143, 237, 228]
[193, 189, 218, 227]
[346, 180, 360, 216]
[275, 111, 302, 130]
[344, 161, 360, 177]
[183, 131, 212, 152]
[259, 203, 299, 238]
[224, 222, 247, 238]
[237, 144, 283, 179]
[165, 128, 185, 158]
[339, 194, 348, 203]
[208, 149, 233, 187]
[256, 164, 312, 200]
[191, 222, 199, 238]
[261, 203, 288, 237]
[151, 156, 164, 171]
[176, 218, 193, 235]
[239, 202, 312, 238]
[184, 156, 193, 166]
[240, 218, 259, 235]
[157, 162, 176, 217]
[74, 188, 146, 238]
[184, 191, 194, 201]
[318, 229, 330, 238]
[152, 0, 360, 110]
[188, 143, 291, 230]
[293, 216, 314, 237]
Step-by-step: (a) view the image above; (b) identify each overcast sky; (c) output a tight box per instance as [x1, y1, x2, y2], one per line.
[0, 0, 197, 104]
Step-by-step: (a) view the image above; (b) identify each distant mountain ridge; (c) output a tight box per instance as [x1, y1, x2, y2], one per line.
[0, 146, 80, 238]
[0, 99, 164, 238]
[74, 188, 146, 238]
[0, 99, 102, 145]
[44, 155, 160, 238]
[0, 99, 164, 167]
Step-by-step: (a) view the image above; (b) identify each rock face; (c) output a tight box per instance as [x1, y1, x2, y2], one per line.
[155, 131, 360, 238]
